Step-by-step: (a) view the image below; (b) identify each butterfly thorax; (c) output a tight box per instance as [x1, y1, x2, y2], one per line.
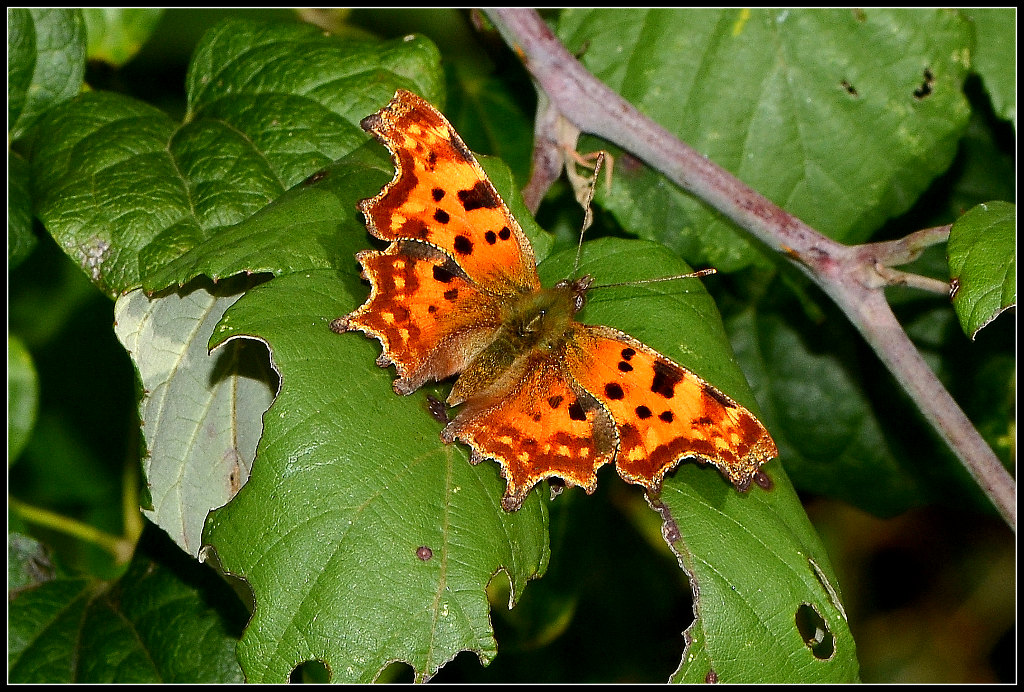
[446, 275, 593, 407]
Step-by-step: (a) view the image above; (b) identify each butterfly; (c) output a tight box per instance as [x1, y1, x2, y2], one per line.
[333, 89, 777, 512]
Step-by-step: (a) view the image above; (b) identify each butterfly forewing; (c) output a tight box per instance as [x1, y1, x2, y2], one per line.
[566, 326, 777, 491]
[359, 89, 539, 296]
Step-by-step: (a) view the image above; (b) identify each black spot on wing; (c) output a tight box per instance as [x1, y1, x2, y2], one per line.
[568, 400, 587, 421]
[604, 383, 624, 400]
[651, 360, 683, 399]
[432, 265, 454, 283]
[453, 235, 473, 255]
[458, 181, 499, 211]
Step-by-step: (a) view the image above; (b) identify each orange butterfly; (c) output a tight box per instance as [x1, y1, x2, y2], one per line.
[333, 90, 777, 512]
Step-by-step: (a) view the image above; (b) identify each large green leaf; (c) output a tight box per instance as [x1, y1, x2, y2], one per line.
[195, 145, 551, 683]
[557, 8, 972, 271]
[947, 201, 1016, 339]
[30, 18, 443, 297]
[7, 8, 86, 140]
[8, 532, 243, 683]
[114, 281, 276, 556]
[539, 241, 859, 682]
[202, 228, 856, 682]
[204, 269, 550, 683]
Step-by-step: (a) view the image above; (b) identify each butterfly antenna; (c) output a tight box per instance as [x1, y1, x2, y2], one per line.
[568, 151, 716, 290]
[570, 151, 606, 280]
[593, 267, 718, 291]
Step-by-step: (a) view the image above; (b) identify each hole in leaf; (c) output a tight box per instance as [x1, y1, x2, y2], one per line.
[486, 566, 514, 608]
[795, 602, 835, 660]
[840, 79, 858, 97]
[290, 659, 330, 683]
[375, 661, 415, 683]
[913, 67, 934, 99]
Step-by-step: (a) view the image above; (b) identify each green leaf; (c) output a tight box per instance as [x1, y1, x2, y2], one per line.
[8, 335, 40, 463]
[143, 143, 393, 290]
[30, 18, 443, 296]
[8, 536, 244, 683]
[113, 280, 276, 556]
[81, 8, 164, 65]
[7, 8, 87, 140]
[8, 150, 36, 269]
[964, 8, 1015, 129]
[538, 240, 859, 682]
[726, 302, 926, 515]
[666, 476, 858, 681]
[557, 8, 972, 271]
[204, 269, 550, 683]
[947, 201, 1015, 339]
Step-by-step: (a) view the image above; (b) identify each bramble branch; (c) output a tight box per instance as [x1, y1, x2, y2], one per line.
[485, 8, 1015, 531]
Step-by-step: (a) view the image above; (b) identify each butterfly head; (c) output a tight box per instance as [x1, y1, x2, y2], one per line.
[553, 274, 594, 316]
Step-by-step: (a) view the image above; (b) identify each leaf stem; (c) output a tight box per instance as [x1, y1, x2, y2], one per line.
[485, 8, 1015, 531]
[9, 497, 135, 564]
[858, 225, 952, 267]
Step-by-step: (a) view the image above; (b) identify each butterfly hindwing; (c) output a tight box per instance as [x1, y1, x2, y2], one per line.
[442, 351, 616, 511]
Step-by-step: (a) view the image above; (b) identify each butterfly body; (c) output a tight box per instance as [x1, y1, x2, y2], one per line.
[335, 90, 777, 511]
